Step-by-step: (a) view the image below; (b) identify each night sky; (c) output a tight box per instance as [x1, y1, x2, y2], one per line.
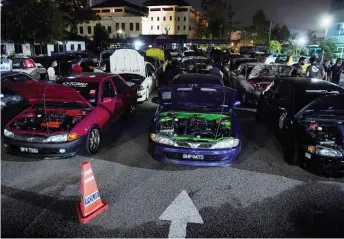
[93, 0, 330, 37]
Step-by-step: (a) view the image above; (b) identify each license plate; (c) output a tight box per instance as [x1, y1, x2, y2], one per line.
[182, 154, 204, 160]
[20, 147, 38, 153]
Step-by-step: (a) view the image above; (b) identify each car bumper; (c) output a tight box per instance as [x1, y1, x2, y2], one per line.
[137, 89, 147, 102]
[3, 135, 87, 159]
[301, 153, 344, 176]
[150, 142, 241, 167]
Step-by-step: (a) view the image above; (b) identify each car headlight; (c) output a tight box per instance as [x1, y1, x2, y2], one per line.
[316, 146, 342, 158]
[4, 129, 14, 139]
[43, 134, 68, 143]
[138, 85, 144, 91]
[211, 138, 240, 149]
[150, 133, 174, 146]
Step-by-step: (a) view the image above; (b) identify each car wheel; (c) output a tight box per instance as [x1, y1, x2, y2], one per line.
[284, 141, 300, 165]
[85, 126, 101, 155]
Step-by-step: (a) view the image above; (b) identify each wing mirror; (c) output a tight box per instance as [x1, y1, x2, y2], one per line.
[151, 97, 159, 104]
[234, 100, 240, 107]
[102, 97, 112, 103]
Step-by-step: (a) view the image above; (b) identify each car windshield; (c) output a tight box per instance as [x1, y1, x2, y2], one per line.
[119, 74, 145, 85]
[296, 93, 344, 119]
[249, 65, 292, 78]
[184, 51, 196, 57]
[275, 55, 288, 63]
[61, 82, 99, 106]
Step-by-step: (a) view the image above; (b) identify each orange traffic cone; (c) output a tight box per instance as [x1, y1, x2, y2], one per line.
[76, 161, 108, 224]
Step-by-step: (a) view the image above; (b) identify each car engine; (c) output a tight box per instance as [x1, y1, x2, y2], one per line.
[306, 123, 344, 147]
[158, 111, 232, 139]
[10, 108, 88, 133]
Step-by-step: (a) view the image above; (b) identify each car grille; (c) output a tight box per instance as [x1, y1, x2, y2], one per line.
[174, 142, 213, 149]
[165, 152, 223, 161]
[14, 135, 46, 143]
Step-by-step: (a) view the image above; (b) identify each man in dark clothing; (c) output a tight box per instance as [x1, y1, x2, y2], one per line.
[331, 58, 343, 85]
[291, 57, 306, 75]
[306, 56, 325, 79]
[206, 64, 223, 79]
[160, 60, 182, 86]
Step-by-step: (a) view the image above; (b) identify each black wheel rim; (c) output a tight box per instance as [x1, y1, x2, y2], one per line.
[89, 129, 100, 152]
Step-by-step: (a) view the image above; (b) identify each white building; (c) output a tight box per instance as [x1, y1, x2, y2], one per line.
[77, 0, 148, 39]
[142, 0, 206, 39]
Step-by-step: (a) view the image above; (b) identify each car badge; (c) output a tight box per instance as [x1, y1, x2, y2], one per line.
[26, 137, 34, 142]
[188, 143, 200, 148]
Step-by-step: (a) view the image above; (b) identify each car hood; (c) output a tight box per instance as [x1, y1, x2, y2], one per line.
[110, 49, 145, 78]
[295, 93, 344, 119]
[248, 64, 293, 79]
[157, 85, 237, 109]
[6, 82, 92, 107]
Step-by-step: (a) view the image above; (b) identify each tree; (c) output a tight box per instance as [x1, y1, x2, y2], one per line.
[2, 0, 65, 44]
[93, 23, 109, 53]
[307, 30, 317, 45]
[290, 32, 299, 40]
[248, 9, 270, 44]
[56, 0, 100, 33]
[320, 39, 338, 59]
[279, 25, 290, 42]
[268, 40, 282, 53]
[201, 0, 235, 39]
[194, 20, 211, 39]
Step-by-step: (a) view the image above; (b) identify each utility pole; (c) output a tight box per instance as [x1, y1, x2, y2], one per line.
[268, 20, 272, 43]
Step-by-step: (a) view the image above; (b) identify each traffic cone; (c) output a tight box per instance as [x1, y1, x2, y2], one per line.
[76, 161, 108, 224]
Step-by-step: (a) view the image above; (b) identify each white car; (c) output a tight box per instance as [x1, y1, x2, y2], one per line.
[182, 50, 196, 57]
[110, 49, 157, 103]
[264, 53, 278, 64]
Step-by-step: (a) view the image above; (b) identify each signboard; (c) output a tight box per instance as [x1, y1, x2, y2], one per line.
[0, 59, 12, 71]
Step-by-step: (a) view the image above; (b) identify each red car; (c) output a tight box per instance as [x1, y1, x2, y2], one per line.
[3, 72, 137, 158]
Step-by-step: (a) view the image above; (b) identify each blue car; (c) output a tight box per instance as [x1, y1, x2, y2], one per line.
[148, 84, 241, 167]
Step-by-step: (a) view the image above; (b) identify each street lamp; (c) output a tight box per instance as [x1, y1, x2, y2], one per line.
[296, 37, 307, 46]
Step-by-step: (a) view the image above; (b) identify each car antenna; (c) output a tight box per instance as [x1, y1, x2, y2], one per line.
[214, 87, 226, 139]
[43, 83, 50, 137]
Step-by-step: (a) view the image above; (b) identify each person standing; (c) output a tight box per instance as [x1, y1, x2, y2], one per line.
[291, 57, 306, 75]
[206, 63, 223, 79]
[71, 59, 83, 74]
[47, 61, 58, 81]
[331, 58, 343, 85]
[306, 56, 325, 79]
[322, 58, 332, 81]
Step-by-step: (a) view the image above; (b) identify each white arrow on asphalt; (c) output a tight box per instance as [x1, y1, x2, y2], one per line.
[159, 190, 204, 238]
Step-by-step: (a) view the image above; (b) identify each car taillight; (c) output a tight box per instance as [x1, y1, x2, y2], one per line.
[23, 59, 35, 68]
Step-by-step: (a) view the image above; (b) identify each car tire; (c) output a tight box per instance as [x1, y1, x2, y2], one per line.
[284, 141, 300, 165]
[85, 125, 101, 155]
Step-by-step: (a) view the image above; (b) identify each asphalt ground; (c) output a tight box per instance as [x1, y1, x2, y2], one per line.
[1, 91, 344, 238]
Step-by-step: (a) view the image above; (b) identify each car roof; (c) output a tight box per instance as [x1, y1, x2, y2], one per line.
[276, 76, 344, 90]
[62, 72, 117, 83]
[1, 71, 30, 78]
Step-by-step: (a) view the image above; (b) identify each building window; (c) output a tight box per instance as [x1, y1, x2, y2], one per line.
[59, 44, 64, 53]
[151, 25, 153, 30]
[79, 26, 84, 34]
[163, 16, 166, 21]
[157, 17, 160, 21]
[94, 10, 100, 13]
[14, 44, 23, 54]
[121, 23, 125, 30]
[88, 26, 92, 34]
[107, 26, 111, 33]
[170, 16, 172, 21]
[116, 23, 119, 30]
[34, 45, 47, 55]
[183, 25, 186, 30]
[130, 23, 134, 31]
[189, 26, 191, 31]
[71, 44, 75, 51]
[151, 17, 153, 21]
[150, 8, 161, 11]
[115, 9, 123, 12]
[102, 9, 110, 13]
[163, 7, 173, 11]
[177, 25, 180, 30]
[178, 17, 180, 21]
[184, 16, 186, 21]
[78, 44, 82, 50]
[136, 23, 140, 31]
[157, 25, 160, 30]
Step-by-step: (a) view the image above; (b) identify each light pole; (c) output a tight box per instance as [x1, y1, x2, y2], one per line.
[268, 20, 272, 43]
[320, 14, 333, 62]
[219, 25, 223, 40]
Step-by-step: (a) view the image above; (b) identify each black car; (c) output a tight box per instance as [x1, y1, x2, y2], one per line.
[256, 77, 344, 175]
[171, 74, 224, 86]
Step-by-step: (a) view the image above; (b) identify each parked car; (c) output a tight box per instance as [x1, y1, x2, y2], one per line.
[110, 49, 157, 102]
[264, 53, 279, 64]
[256, 77, 344, 176]
[148, 84, 241, 166]
[3, 72, 137, 158]
[6, 57, 46, 80]
[171, 73, 224, 86]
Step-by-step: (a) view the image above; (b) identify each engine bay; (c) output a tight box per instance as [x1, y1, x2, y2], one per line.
[10, 108, 88, 134]
[157, 111, 232, 141]
[305, 122, 344, 148]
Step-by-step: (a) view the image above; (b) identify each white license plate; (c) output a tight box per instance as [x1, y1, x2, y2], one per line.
[20, 147, 38, 153]
[182, 154, 204, 160]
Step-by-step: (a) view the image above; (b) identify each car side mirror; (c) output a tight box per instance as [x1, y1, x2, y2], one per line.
[151, 97, 159, 104]
[102, 97, 112, 103]
[234, 100, 240, 107]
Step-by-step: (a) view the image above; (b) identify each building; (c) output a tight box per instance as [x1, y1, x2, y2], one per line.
[77, 0, 148, 39]
[325, 0, 344, 57]
[141, 0, 206, 39]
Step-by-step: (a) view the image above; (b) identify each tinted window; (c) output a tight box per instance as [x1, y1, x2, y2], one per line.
[102, 80, 115, 98]
[265, 79, 282, 94]
[12, 59, 23, 69]
[146, 64, 155, 76]
[62, 81, 99, 106]
[111, 77, 126, 94]
[274, 82, 292, 99]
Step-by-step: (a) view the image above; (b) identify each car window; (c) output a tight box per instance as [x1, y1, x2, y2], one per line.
[12, 74, 35, 82]
[111, 76, 126, 94]
[11, 59, 23, 69]
[265, 79, 282, 94]
[102, 80, 115, 98]
[146, 63, 155, 76]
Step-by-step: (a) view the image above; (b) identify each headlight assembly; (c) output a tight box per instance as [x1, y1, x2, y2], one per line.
[211, 138, 240, 149]
[43, 134, 68, 143]
[316, 146, 342, 158]
[138, 85, 144, 91]
[4, 129, 14, 139]
[150, 134, 174, 146]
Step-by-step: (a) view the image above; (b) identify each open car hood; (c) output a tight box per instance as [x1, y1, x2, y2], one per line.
[110, 49, 145, 78]
[248, 64, 293, 79]
[6, 82, 92, 108]
[157, 85, 237, 109]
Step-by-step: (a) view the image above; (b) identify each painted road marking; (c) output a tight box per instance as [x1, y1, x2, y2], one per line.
[159, 190, 203, 238]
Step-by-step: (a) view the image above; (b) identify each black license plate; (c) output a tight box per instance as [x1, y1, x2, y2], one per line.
[182, 154, 204, 160]
[20, 147, 38, 153]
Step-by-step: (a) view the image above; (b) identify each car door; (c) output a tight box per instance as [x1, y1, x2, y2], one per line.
[99, 79, 117, 124]
[145, 63, 154, 92]
[111, 76, 127, 116]
[271, 82, 293, 131]
[258, 79, 282, 124]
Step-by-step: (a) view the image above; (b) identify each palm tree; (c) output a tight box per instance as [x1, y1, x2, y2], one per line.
[307, 30, 317, 45]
